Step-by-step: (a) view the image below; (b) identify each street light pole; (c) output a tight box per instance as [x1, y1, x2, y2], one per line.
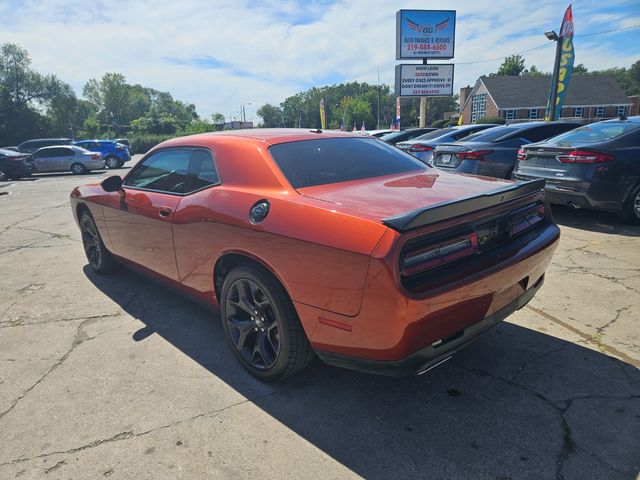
[545, 30, 562, 121]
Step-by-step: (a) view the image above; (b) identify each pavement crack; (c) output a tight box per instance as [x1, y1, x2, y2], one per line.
[0, 370, 345, 466]
[0, 312, 120, 329]
[0, 316, 107, 420]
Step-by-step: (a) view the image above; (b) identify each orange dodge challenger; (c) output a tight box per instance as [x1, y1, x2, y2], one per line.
[71, 129, 559, 381]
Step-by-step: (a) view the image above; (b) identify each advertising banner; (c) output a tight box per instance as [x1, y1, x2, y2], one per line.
[396, 10, 456, 60]
[319, 98, 326, 129]
[395, 64, 454, 97]
[546, 5, 575, 121]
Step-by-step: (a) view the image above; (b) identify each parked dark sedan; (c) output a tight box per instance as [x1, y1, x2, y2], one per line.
[396, 124, 499, 164]
[432, 122, 580, 178]
[0, 148, 35, 180]
[513, 116, 640, 224]
[379, 128, 438, 146]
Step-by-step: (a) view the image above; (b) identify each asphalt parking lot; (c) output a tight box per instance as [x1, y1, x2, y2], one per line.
[0, 161, 639, 480]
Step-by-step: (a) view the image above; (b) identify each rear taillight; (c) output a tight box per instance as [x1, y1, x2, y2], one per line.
[92, 153, 100, 160]
[517, 148, 527, 161]
[455, 150, 493, 161]
[401, 232, 478, 276]
[409, 144, 434, 152]
[556, 150, 614, 164]
[509, 204, 545, 236]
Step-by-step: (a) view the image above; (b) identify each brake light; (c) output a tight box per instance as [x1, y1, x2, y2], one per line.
[409, 144, 434, 152]
[517, 148, 527, 161]
[556, 150, 614, 163]
[92, 153, 101, 160]
[401, 232, 478, 276]
[455, 150, 493, 161]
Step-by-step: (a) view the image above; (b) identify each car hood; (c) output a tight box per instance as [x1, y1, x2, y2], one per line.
[296, 169, 512, 221]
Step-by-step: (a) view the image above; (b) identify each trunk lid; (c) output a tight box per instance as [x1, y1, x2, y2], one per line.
[297, 169, 515, 225]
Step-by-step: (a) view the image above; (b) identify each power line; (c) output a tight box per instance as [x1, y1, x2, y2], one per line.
[575, 24, 640, 37]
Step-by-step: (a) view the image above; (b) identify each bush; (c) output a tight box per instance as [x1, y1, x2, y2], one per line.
[128, 134, 175, 154]
[476, 116, 506, 125]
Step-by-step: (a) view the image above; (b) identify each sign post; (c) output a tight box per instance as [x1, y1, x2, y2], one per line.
[395, 9, 456, 128]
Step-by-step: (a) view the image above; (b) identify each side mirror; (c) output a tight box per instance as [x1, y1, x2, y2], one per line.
[101, 175, 122, 192]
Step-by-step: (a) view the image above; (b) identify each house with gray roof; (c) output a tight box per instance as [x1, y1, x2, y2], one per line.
[458, 75, 638, 124]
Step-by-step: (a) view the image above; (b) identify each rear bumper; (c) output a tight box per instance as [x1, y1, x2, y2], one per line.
[299, 221, 560, 375]
[513, 172, 622, 212]
[316, 274, 544, 376]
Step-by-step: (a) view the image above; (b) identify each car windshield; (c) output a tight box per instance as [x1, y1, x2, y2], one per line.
[462, 126, 520, 142]
[412, 128, 456, 141]
[547, 122, 639, 144]
[269, 137, 426, 188]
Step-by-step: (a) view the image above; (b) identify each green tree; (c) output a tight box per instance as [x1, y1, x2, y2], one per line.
[573, 63, 588, 75]
[525, 65, 546, 76]
[0, 42, 73, 144]
[257, 103, 284, 127]
[496, 54, 527, 76]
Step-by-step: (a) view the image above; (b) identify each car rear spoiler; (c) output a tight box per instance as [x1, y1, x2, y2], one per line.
[382, 179, 545, 231]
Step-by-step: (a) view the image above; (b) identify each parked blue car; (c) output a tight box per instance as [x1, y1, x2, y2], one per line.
[73, 140, 131, 169]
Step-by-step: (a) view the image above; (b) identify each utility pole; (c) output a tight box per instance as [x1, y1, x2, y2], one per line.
[545, 30, 562, 121]
[419, 59, 428, 127]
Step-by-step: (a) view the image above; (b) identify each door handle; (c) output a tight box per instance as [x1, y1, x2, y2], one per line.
[159, 206, 172, 217]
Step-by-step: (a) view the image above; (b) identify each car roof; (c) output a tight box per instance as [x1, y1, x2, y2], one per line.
[20, 138, 71, 143]
[601, 115, 640, 124]
[157, 128, 370, 148]
[36, 145, 83, 151]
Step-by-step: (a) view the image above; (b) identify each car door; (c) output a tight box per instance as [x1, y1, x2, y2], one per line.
[102, 148, 192, 281]
[32, 148, 58, 172]
[52, 147, 76, 171]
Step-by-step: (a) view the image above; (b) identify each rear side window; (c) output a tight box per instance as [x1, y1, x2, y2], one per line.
[548, 122, 640, 144]
[48, 147, 72, 156]
[269, 137, 426, 188]
[522, 124, 578, 143]
[188, 149, 220, 190]
[124, 149, 191, 193]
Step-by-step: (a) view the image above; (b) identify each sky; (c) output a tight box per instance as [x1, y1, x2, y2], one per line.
[1, 0, 638, 123]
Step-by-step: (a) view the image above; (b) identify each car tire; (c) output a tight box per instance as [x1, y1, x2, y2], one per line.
[79, 211, 118, 273]
[70, 163, 86, 175]
[220, 264, 314, 381]
[105, 156, 121, 169]
[620, 185, 640, 225]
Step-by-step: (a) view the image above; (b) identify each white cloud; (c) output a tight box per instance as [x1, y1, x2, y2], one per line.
[0, 0, 638, 121]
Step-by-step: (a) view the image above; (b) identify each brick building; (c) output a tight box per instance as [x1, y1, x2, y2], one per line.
[459, 75, 638, 125]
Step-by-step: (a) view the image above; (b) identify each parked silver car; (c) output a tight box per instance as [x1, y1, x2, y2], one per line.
[31, 145, 105, 174]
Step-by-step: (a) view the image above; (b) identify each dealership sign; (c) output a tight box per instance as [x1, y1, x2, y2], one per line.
[395, 64, 454, 97]
[396, 10, 456, 60]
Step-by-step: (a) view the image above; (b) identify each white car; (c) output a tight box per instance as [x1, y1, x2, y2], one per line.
[364, 129, 393, 137]
[31, 145, 105, 174]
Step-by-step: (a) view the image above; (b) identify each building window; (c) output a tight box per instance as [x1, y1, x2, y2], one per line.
[471, 93, 486, 123]
[529, 108, 538, 119]
[617, 106, 627, 116]
[574, 107, 583, 118]
[596, 106, 605, 117]
[502, 109, 516, 120]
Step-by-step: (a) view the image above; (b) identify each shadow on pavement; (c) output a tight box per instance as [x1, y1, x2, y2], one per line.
[84, 265, 640, 480]
[551, 204, 640, 237]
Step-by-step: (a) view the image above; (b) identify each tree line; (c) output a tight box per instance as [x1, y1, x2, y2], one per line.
[0, 43, 225, 147]
[257, 82, 458, 130]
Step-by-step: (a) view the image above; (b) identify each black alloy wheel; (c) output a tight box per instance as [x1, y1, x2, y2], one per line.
[225, 278, 280, 369]
[220, 264, 314, 381]
[80, 212, 117, 273]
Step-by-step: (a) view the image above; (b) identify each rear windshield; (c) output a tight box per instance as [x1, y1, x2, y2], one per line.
[269, 137, 426, 188]
[547, 122, 639, 144]
[463, 126, 519, 142]
[413, 128, 456, 141]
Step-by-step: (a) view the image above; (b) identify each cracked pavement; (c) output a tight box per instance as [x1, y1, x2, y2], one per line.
[0, 165, 639, 479]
